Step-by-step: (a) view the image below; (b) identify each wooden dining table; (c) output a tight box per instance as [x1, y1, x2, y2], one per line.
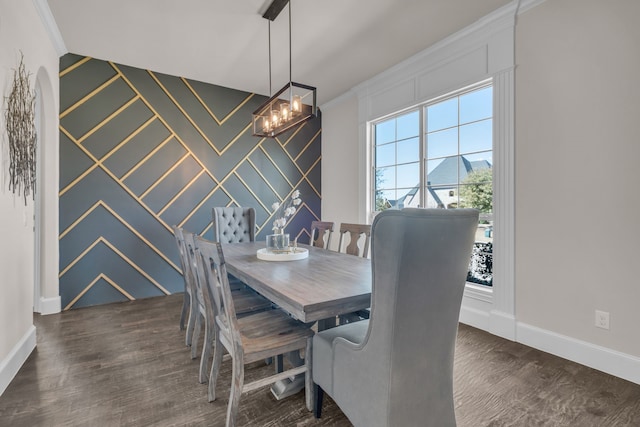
[221, 241, 372, 325]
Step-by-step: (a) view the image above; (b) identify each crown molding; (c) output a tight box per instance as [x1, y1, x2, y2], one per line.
[517, 0, 548, 15]
[32, 0, 67, 57]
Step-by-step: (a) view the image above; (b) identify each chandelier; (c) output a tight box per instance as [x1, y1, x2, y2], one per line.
[252, 0, 317, 138]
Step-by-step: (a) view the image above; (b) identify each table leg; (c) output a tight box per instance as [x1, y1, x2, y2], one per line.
[270, 318, 337, 406]
[270, 350, 306, 400]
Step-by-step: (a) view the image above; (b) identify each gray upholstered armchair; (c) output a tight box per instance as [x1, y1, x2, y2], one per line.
[212, 207, 256, 243]
[313, 208, 479, 427]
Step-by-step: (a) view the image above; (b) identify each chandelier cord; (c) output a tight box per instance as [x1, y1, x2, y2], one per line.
[268, 20, 272, 97]
[288, 0, 292, 87]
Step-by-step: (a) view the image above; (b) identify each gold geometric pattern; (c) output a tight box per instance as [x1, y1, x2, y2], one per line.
[59, 54, 322, 310]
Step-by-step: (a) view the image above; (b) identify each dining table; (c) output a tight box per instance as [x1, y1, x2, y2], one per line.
[221, 241, 372, 325]
[220, 240, 372, 403]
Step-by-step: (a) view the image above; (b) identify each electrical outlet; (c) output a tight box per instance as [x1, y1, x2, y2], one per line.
[595, 310, 610, 330]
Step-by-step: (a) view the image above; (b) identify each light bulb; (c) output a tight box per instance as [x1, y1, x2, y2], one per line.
[292, 95, 302, 113]
[281, 103, 290, 121]
[271, 110, 281, 126]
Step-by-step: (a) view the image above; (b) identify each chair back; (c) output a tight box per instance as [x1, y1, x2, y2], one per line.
[212, 207, 256, 243]
[182, 230, 204, 309]
[172, 226, 192, 290]
[195, 237, 241, 357]
[337, 223, 371, 258]
[335, 208, 479, 426]
[310, 221, 334, 249]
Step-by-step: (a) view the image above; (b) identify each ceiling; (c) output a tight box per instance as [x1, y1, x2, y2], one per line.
[46, 0, 512, 106]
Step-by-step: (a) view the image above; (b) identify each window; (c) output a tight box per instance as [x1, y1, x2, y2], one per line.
[373, 82, 493, 286]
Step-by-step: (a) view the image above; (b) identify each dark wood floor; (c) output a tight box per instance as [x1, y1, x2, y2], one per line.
[1, 295, 639, 426]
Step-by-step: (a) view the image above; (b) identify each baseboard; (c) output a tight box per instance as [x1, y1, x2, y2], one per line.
[38, 295, 61, 315]
[0, 325, 36, 396]
[459, 305, 490, 331]
[517, 322, 640, 386]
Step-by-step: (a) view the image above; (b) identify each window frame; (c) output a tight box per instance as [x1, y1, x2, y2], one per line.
[370, 80, 494, 289]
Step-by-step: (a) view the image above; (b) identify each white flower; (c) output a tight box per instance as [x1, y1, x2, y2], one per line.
[271, 190, 302, 233]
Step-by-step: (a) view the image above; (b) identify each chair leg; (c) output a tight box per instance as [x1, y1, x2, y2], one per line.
[208, 330, 224, 402]
[179, 291, 189, 331]
[304, 338, 313, 411]
[199, 318, 211, 383]
[314, 384, 324, 419]
[185, 293, 198, 346]
[226, 352, 245, 427]
[275, 354, 284, 373]
[191, 312, 202, 359]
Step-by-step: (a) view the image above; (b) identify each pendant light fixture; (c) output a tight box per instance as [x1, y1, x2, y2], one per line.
[252, 0, 317, 138]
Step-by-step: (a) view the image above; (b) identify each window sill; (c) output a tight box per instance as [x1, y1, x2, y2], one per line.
[464, 282, 493, 303]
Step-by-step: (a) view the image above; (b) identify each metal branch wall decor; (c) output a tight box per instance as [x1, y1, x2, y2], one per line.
[4, 53, 37, 204]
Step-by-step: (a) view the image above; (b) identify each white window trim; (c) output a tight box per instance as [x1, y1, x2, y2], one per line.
[355, 2, 517, 340]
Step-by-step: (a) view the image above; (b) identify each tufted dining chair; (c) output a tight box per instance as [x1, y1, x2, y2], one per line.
[310, 220, 334, 249]
[212, 207, 255, 243]
[212, 207, 258, 291]
[312, 208, 479, 427]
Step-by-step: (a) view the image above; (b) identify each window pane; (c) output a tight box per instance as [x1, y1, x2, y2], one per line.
[460, 86, 492, 124]
[377, 189, 396, 210]
[425, 190, 440, 208]
[377, 166, 396, 189]
[397, 137, 419, 164]
[397, 110, 419, 140]
[427, 128, 458, 159]
[401, 187, 420, 208]
[394, 187, 420, 209]
[376, 143, 395, 167]
[459, 152, 492, 182]
[397, 162, 419, 188]
[460, 119, 492, 154]
[427, 98, 458, 132]
[427, 156, 458, 186]
[376, 119, 395, 145]
[459, 182, 493, 213]
[425, 186, 455, 209]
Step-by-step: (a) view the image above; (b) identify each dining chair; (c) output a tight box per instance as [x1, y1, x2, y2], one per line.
[195, 236, 314, 426]
[310, 220, 334, 249]
[173, 225, 198, 347]
[183, 230, 272, 384]
[337, 223, 371, 258]
[336, 223, 372, 323]
[212, 207, 257, 291]
[313, 208, 479, 427]
[212, 206, 256, 243]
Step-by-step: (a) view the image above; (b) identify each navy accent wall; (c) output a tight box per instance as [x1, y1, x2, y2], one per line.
[59, 54, 321, 309]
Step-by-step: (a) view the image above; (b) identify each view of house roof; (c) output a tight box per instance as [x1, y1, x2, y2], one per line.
[384, 155, 492, 209]
[427, 156, 491, 187]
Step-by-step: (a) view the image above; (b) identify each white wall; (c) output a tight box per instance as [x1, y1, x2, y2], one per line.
[320, 94, 361, 251]
[515, 0, 640, 358]
[0, 0, 60, 395]
[322, 0, 640, 384]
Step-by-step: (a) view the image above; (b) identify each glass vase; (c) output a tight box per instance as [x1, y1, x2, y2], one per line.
[266, 230, 290, 253]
